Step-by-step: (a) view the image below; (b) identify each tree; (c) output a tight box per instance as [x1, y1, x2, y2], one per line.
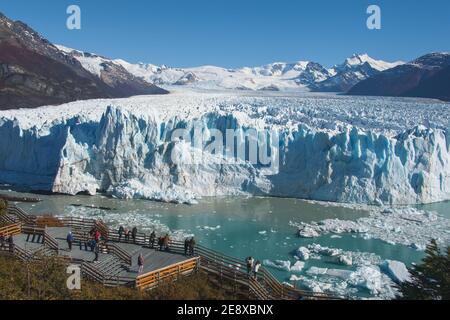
[0, 199, 7, 227]
[0, 199, 7, 214]
[398, 239, 450, 300]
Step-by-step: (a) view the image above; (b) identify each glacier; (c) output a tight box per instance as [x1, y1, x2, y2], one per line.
[1, 90, 450, 205]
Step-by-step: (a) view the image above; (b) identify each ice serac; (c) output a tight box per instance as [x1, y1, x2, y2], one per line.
[1, 94, 450, 205]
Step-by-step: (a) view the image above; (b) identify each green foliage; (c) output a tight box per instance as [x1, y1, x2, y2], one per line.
[0, 255, 240, 300]
[0, 199, 7, 215]
[398, 239, 450, 300]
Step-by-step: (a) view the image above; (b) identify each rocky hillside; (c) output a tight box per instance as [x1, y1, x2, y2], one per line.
[348, 53, 450, 101]
[0, 12, 167, 110]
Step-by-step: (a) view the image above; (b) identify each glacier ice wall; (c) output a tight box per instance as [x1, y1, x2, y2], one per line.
[1, 104, 450, 205]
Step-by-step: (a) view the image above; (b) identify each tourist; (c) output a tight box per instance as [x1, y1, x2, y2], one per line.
[118, 226, 124, 241]
[132, 227, 138, 243]
[163, 234, 170, 251]
[89, 238, 96, 252]
[158, 236, 164, 251]
[7, 235, 14, 252]
[124, 228, 130, 242]
[253, 260, 261, 280]
[184, 238, 190, 255]
[138, 253, 144, 274]
[94, 230, 101, 243]
[93, 242, 100, 262]
[246, 256, 254, 276]
[149, 231, 156, 248]
[66, 231, 74, 251]
[189, 237, 196, 256]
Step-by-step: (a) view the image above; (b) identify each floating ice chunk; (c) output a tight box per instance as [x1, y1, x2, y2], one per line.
[263, 259, 291, 271]
[291, 207, 450, 250]
[258, 230, 267, 235]
[338, 255, 353, 266]
[308, 243, 341, 256]
[290, 261, 305, 273]
[297, 225, 320, 238]
[306, 267, 353, 280]
[296, 247, 310, 261]
[306, 267, 328, 276]
[381, 260, 411, 284]
[197, 225, 221, 231]
[348, 266, 383, 295]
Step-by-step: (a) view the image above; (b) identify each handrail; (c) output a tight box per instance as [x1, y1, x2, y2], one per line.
[0, 213, 16, 225]
[105, 243, 132, 266]
[7, 205, 34, 224]
[43, 227, 59, 252]
[6, 206, 341, 299]
[136, 256, 199, 290]
[0, 222, 22, 237]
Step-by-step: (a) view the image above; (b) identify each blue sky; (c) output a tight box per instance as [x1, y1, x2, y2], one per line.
[1, 0, 449, 68]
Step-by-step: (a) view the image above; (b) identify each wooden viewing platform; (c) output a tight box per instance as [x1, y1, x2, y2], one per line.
[0, 205, 342, 300]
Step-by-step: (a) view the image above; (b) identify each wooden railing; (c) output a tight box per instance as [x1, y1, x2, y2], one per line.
[102, 242, 132, 266]
[43, 228, 59, 252]
[7, 205, 34, 224]
[5, 205, 341, 299]
[0, 222, 22, 237]
[136, 256, 200, 290]
[0, 213, 16, 225]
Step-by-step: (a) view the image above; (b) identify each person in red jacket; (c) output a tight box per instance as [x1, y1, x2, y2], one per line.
[95, 230, 101, 243]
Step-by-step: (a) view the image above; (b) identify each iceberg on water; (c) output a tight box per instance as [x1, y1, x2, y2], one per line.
[1, 91, 450, 205]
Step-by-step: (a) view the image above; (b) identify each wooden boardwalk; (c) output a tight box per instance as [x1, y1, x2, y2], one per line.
[1, 204, 342, 300]
[1, 207, 199, 289]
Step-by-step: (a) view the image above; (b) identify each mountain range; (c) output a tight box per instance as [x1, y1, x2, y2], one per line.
[0, 11, 449, 110]
[104, 52, 402, 93]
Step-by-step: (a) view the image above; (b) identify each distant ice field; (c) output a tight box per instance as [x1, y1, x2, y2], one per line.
[1, 89, 449, 135]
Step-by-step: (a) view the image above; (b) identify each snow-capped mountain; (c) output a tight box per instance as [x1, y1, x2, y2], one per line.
[116, 60, 329, 91]
[349, 52, 450, 101]
[311, 54, 404, 92]
[65, 49, 402, 93]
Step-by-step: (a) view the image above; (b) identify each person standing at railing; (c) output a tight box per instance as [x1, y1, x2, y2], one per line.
[7, 234, 14, 252]
[118, 226, 124, 241]
[66, 231, 74, 251]
[158, 236, 164, 251]
[246, 256, 254, 277]
[93, 242, 100, 262]
[253, 260, 261, 280]
[189, 237, 196, 256]
[138, 253, 144, 274]
[124, 228, 130, 242]
[94, 230, 101, 243]
[149, 231, 156, 248]
[184, 237, 190, 255]
[163, 234, 170, 251]
[132, 227, 138, 244]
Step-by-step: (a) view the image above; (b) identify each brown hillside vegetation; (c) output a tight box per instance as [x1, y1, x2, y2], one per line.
[0, 255, 244, 300]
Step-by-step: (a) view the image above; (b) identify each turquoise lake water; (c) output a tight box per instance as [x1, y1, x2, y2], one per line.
[3, 188, 441, 298]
